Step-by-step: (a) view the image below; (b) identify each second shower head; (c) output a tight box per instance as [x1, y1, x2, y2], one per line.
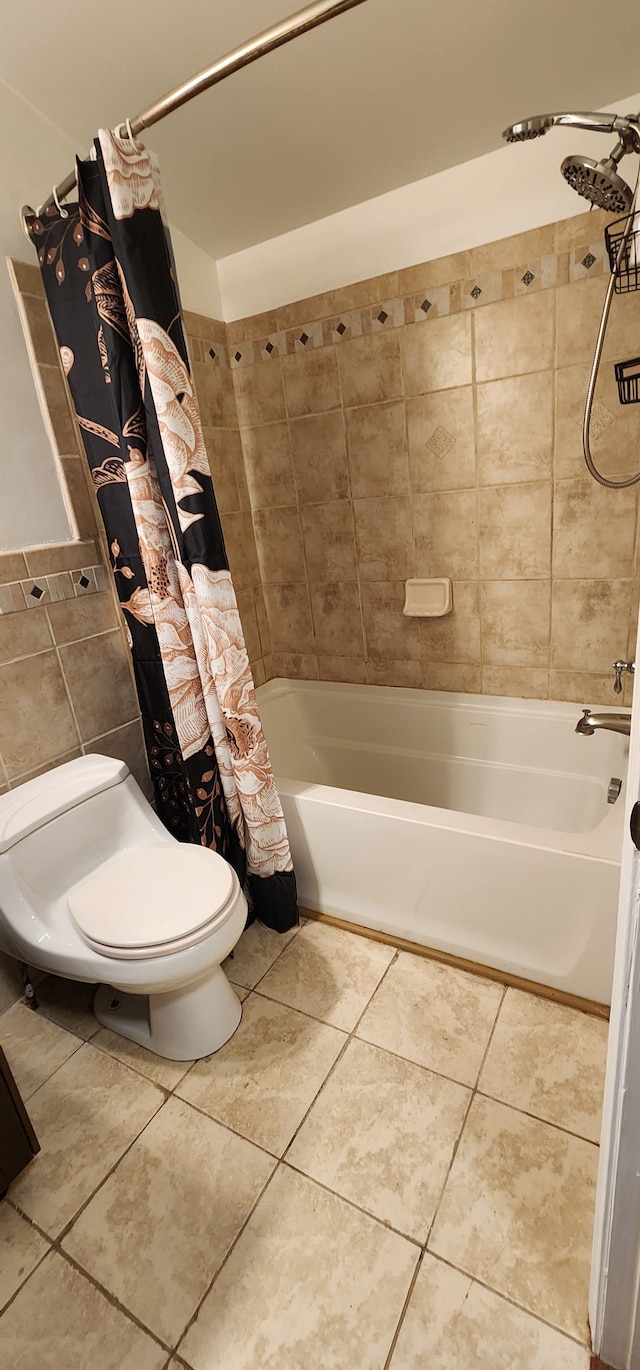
[502, 109, 640, 213]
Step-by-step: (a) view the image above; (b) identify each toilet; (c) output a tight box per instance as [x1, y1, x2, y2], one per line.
[0, 754, 248, 1060]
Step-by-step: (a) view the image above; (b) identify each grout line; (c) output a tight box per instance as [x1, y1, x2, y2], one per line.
[424, 1248, 593, 1350]
[382, 1247, 425, 1370]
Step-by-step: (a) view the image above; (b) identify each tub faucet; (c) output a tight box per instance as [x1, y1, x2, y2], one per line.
[613, 659, 635, 693]
[576, 708, 631, 737]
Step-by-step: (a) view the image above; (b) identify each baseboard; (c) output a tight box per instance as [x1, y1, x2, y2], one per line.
[590, 1356, 617, 1369]
[299, 907, 610, 1021]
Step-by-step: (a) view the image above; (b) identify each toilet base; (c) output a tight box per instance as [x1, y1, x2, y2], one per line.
[94, 965, 242, 1061]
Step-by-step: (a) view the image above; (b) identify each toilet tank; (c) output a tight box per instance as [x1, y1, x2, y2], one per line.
[0, 755, 166, 917]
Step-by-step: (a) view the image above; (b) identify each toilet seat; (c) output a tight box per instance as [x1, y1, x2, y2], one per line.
[68, 843, 239, 960]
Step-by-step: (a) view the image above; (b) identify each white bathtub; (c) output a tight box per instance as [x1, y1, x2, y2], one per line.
[257, 680, 630, 1005]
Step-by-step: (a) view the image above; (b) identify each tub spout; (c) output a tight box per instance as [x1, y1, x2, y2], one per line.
[576, 708, 631, 736]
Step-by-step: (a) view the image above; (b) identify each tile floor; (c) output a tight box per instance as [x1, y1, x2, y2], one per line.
[0, 917, 607, 1369]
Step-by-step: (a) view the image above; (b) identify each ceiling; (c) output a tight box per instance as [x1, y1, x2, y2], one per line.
[5, 0, 640, 259]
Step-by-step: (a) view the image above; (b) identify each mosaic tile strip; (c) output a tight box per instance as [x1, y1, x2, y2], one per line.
[0, 564, 107, 616]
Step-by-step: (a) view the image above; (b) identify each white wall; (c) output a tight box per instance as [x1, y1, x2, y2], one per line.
[171, 226, 222, 320]
[0, 79, 74, 549]
[217, 90, 640, 320]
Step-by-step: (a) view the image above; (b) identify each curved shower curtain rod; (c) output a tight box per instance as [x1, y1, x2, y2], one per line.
[21, 0, 369, 228]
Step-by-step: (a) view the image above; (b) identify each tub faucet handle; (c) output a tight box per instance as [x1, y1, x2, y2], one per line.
[613, 659, 635, 694]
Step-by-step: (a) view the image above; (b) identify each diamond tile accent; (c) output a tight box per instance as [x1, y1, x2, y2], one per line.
[581, 252, 596, 270]
[470, 285, 482, 300]
[78, 575, 90, 589]
[420, 299, 432, 314]
[299, 332, 309, 346]
[377, 310, 389, 324]
[521, 270, 535, 287]
[426, 425, 456, 460]
[591, 400, 615, 442]
[234, 351, 242, 363]
[29, 584, 44, 600]
[336, 321, 347, 336]
[208, 347, 216, 360]
[265, 341, 274, 355]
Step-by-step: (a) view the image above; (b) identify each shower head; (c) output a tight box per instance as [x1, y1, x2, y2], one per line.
[561, 154, 634, 213]
[502, 109, 640, 212]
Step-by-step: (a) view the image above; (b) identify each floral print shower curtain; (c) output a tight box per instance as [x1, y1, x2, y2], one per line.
[27, 131, 298, 932]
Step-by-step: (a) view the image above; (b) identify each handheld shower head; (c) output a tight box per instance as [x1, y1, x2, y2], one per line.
[561, 154, 634, 213]
[502, 109, 640, 210]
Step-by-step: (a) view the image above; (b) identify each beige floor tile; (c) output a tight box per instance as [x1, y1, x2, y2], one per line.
[179, 1164, 418, 1370]
[287, 1038, 469, 1241]
[0, 1002, 80, 1099]
[177, 995, 346, 1155]
[429, 1095, 598, 1341]
[10, 1044, 164, 1235]
[0, 1204, 49, 1311]
[91, 1026, 194, 1091]
[357, 954, 503, 1086]
[479, 988, 608, 1142]
[63, 1096, 274, 1347]
[257, 921, 395, 1030]
[389, 1254, 590, 1369]
[36, 974, 98, 1039]
[223, 918, 302, 990]
[0, 1250, 166, 1369]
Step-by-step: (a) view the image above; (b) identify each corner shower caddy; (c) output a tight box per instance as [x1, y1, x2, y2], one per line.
[606, 210, 640, 406]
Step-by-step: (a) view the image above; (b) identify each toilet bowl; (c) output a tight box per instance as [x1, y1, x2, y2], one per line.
[0, 755, 248, 1060]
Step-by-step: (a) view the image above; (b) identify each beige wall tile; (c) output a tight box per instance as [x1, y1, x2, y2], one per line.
[0, 649, 79, 778]
[550, 579, 633, 672]
[366, 658, 421, 687]
[556, 276, 608, 369]
[407, 387, 475, 492]
[548, 670, 619, 706]
[421, 662, 482, 692]
[254, 507, 305, 584]
[555, 364, 640, 482]
[337, 331, 403, 407]
[309, 583, 364, 657]
[289, 411, 349, 503]
[271, 651, 318, 679]
[46, 590, 119, 645]
[474, 291, 554, 382]
[470, 225, 556, 276]
[481, 581, 551, 667]
[220, 510, 260, 589]
[317, 655, 367, 683]
[346, 400, 409, 498]
[37, 363, 78, 454]
[88, 719, 151, 798]
[0, 551, 28, 583]
[419, 581, 480, 663]
[398, 250, 470, 293]
[282, 347, 341, 416]
[478, 483, 551, 579]
[552, 479, 637, 579]
[202, 427, 242, 512]
[353, 496, 414, 580]
[555, 208, 611, 251]
[232, 359, 285, 426]
[476, 373, 553, 486]
[414, 489, 478, 579]
[401, 314, 472, 395]
[59, 630, 137, 743]
[482, 666, 549, 699]
[360, 582, 420, 661]
[241, 422, 295, 508]
[0, 607, 52, 663]
[20, 293, 59, 366]
[235, 588, 263, 661]
[24, 540, 97, 577]
[263, 584, 315, 654]
[301, 500, 357, 583]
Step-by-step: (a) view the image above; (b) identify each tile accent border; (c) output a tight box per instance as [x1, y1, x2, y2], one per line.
[0, 565, 107, 616]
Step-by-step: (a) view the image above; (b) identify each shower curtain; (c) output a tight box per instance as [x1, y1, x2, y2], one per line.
[27, 131, 297, 932]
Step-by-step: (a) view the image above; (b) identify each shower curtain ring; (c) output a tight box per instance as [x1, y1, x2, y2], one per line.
[52, 184, 68, 218]
[125, 117, 140, 149]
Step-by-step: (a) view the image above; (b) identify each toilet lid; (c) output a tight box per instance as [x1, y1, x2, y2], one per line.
[68, 844, 236, 951]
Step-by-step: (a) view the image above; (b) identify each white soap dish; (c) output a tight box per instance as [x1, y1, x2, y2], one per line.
[403, 578, 452, 617]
